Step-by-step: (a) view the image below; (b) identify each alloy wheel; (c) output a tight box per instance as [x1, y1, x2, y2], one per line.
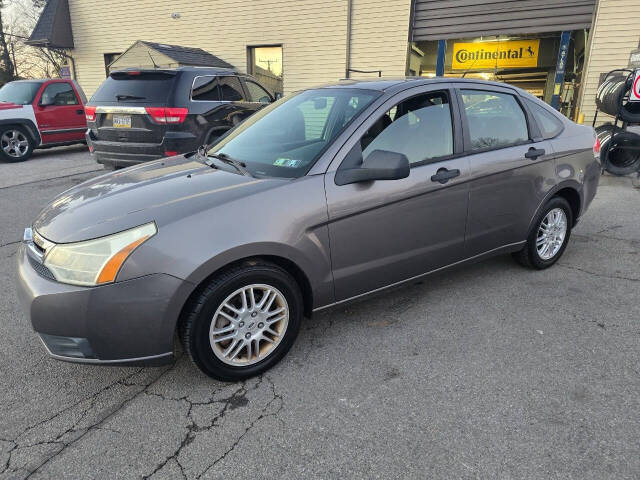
[209, 284, 289, 366]
[536, 207, 567, 260]
[1, 130, 29, 158]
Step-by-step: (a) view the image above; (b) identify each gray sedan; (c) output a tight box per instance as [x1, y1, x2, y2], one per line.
[17, 78, 600, 381]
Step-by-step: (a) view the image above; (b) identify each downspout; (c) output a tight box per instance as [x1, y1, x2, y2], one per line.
[345, 0, 352, 79]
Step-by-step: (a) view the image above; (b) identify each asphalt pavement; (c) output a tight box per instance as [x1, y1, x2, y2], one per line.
[0, 149, 639, 479]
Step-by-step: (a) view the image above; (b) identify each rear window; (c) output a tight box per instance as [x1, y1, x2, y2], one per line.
[90, 72, 176, 104]
[0, 81, 42, 105]
[523, 98, 564, 139]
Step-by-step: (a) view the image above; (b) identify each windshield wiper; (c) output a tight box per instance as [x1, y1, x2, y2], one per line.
[207, 152, 253, 177]
[116, 94, 145, 101]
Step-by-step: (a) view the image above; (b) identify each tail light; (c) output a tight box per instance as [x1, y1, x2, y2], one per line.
[593, 136, 601, 160]
[84, 106, 96, 122]
[164, 150, 178, 157]
[145, 107, 188, 124]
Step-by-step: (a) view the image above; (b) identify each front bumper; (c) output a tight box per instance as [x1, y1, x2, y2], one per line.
[16, 243, 194, 365]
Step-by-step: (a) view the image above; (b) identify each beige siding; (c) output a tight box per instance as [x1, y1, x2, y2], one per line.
[349, 0, 412, 78]
[69, 0, 348, 97]
[578, 0, 640, 125]
[68, 0, 411, 98]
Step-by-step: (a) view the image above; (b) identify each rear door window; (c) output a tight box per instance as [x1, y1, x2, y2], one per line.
[90, 71, 176, 104]
[218, 76, 244, 101]
[192, 76, 220, 101]
[523, 98, 564, 139]
[460, 89, 529, 151]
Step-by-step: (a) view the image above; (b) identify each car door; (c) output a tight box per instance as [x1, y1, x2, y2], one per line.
[324, 86, 470, 301]
[34, 82, 86, 144]
[218, 76, 259, 126]
[454, 85, 555, 257]
[242, 78, 273, 106]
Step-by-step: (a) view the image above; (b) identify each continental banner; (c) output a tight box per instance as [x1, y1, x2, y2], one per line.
[452, 40, 540, 70]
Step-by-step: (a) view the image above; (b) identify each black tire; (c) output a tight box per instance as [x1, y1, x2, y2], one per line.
[179, 260, 303, 381]
[602, 129, 640, 176]
[0, 125, 34, 162]
[513, 197, 573, 269]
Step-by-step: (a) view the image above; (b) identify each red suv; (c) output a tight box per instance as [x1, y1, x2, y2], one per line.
[0, 79, 87, 162]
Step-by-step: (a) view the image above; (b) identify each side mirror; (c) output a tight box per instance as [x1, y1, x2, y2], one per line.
[39, 99, 54, 107]
[335, 149, 410, 186]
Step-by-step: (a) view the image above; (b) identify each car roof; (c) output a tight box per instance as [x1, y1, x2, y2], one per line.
[318, 76, 526, 95]
[110, 66, 241, 76]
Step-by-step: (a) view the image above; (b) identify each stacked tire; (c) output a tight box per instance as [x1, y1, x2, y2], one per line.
[595, 73, 640, 124]
[596, 124, 640, 176]
[595, 72, 640, 176]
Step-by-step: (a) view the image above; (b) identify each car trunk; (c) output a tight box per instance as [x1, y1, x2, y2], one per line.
[89, 70, 177, 144]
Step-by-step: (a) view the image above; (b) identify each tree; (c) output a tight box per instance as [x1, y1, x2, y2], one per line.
[0, 0, 70, 82]
[0, 1, 16, 84]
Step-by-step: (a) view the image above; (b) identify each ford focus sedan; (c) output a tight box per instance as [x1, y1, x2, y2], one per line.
[17, 78, 600, 381]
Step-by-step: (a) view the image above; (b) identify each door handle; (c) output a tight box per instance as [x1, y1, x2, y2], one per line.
[431, 167, 460, 184]
[525, 147, 545, 160]
[76, 109, 84, 115]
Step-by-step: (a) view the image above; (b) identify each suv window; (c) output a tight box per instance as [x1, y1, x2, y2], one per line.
[41, 83, 78, 106]
[523, 98, 564, 139]
[245, 80, 271, 104]
[192, 76, 220, 101]
[91, 71, 176, 104]
[357, 90, 454, 165]
[461, 90, 529, 151]
[218, 76, 244, 101]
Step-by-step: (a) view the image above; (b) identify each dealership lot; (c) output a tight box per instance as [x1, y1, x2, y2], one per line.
[1, 152, 639, 479]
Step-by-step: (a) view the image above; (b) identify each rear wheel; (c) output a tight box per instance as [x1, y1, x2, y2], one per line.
[0, 126, 34, 162]
[513, 197, 573, 269]
[180, 260, 303, 381]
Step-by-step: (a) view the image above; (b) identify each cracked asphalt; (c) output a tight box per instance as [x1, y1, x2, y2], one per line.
[1, 150, 639, 479]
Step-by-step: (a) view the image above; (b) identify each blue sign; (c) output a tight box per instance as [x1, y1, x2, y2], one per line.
[60, 66, 71, 79]
[550, 31, 571, 110]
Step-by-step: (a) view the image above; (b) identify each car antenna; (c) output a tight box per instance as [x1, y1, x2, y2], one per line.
[148, 50, 159, 69]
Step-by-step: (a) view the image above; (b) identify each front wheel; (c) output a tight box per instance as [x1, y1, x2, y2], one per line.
[0, 126, 34, 162]
[513, 197, 573, 269]
[180, 260, 303, 381]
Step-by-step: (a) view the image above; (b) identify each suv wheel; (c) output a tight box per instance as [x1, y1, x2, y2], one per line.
[180, 260, 303, 381]
[513, 196, 573, 269]
[0, 126, 34, 162]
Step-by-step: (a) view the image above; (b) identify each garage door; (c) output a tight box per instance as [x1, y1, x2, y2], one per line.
[411, 0, 596, 41]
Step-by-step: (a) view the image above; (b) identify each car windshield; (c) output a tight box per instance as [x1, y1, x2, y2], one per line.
[208, 88, 380, 178]
[0, 81, 43, 105]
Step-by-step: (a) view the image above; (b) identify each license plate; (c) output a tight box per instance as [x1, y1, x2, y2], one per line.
[112, 115, 131, 128]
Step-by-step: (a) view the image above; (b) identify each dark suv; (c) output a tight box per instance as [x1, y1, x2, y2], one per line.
[85, 67, 273, 169]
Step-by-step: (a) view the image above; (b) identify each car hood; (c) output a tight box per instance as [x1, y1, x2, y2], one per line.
[34, 155, 287, 243]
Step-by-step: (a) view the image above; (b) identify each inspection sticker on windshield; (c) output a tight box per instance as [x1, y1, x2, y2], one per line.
[273, 158, 303, 168]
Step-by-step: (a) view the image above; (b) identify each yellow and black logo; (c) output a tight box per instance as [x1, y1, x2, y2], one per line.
[452, 40, 540, 70]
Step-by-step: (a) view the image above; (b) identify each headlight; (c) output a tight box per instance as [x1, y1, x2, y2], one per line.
[43, 222, 157, 286]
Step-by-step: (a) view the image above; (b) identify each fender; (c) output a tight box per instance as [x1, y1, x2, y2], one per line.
[185, 241, 333, 309]
[0, 117, 42, 145]
[526, 179, 583, 234]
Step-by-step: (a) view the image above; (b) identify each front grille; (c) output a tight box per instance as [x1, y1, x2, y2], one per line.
[28, 254, 55, 280]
